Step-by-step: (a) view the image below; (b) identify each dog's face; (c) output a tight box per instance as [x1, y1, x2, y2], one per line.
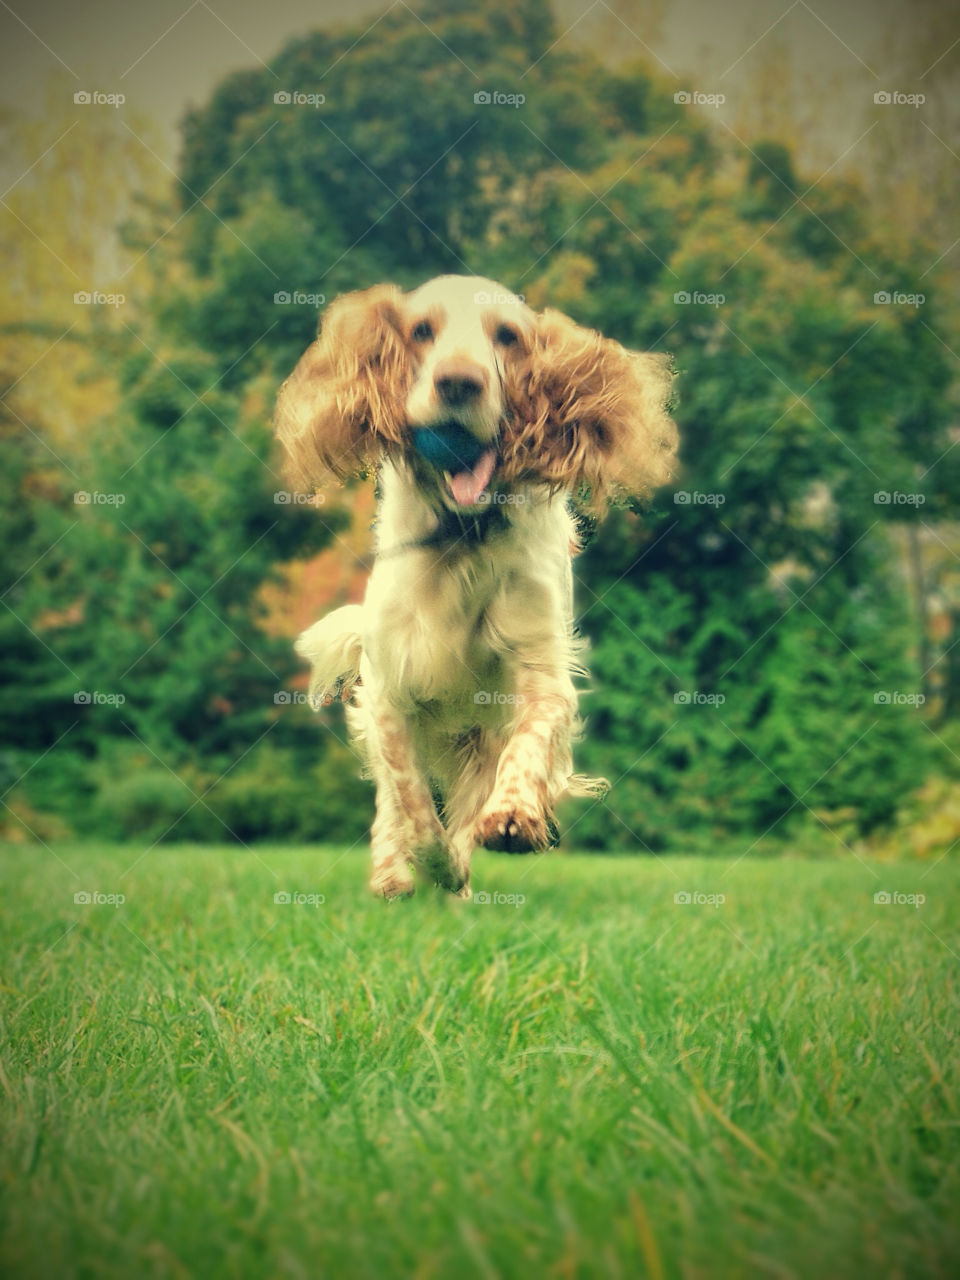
[275, 273, 678, 512]
[401, 276, 533, 508]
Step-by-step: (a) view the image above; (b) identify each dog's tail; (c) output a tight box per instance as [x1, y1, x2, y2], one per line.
[295, 604, 364, 707]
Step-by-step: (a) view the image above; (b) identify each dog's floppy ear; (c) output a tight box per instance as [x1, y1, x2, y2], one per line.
[274, 285, 409, 487]
[503, 308, 678, 509]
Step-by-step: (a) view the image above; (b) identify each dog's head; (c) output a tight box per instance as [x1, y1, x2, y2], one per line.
[275, 274, 677, 511]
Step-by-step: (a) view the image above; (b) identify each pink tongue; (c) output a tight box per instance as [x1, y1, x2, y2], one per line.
[449, 448, 497, 506]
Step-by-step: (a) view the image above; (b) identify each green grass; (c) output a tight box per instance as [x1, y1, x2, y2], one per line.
[1, 843, 958, 1279]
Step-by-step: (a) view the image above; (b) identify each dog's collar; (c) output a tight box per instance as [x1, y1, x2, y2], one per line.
[379, 501, 510, 559]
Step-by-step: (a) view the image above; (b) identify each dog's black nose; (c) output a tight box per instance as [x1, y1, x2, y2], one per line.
[434, 359, 488, 407]
[437, 376, 482, 407]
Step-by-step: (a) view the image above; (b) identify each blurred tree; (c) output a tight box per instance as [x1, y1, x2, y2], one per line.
[157, 0, 954, 843]
[8, 0, 956, 845]
[0, 377, 79, 777]
[51, 343, 335, 762]
[0, 73, 167, 443]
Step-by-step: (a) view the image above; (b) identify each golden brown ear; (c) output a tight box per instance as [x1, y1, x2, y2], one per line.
[274, 285, 409, 488]
[503, 308, 678, 509]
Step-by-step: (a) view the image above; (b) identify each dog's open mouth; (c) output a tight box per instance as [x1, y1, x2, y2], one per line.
[410, 423, 498, 508]
[445, 448, 497, 506]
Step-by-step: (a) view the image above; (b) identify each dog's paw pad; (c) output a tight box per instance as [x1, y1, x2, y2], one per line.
[475, 807, 550, 854]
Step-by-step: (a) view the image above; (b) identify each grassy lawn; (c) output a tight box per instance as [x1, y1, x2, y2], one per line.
[0, 842, 957, 1279]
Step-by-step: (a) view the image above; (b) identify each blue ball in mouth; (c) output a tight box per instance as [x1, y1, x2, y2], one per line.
[410, 423, 488, 473]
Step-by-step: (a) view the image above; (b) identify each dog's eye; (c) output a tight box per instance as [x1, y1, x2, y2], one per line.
[495, 325, 519, 348]
[412, 321, 434, 343]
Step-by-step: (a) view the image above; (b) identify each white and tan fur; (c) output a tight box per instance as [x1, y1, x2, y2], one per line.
[276, 275, 677, 898]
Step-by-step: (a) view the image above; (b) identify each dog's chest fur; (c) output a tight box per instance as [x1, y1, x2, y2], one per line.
[361, 462, 574, 718]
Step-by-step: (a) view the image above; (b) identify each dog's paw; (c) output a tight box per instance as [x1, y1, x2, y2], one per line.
[417, 845, 469, 895]
[370, 864, 416, 900]
[474, 805, 555, 854]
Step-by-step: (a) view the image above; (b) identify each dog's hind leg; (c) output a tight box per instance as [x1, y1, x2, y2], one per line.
[438, 729, 502, 896]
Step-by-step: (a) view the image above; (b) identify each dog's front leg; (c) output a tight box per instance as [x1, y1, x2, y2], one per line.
[473, 669, 576, 854]
[367, 704, 464, 897]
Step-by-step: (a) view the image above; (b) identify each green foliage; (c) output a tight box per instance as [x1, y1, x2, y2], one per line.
[572, 548, 928, 850]
[10, 0, 955, 845]
[0, 386, 82, 760]
[79, 741, 371, 846]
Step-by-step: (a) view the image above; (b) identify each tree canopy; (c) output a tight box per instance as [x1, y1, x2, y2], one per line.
[7, 0, 955, 849]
